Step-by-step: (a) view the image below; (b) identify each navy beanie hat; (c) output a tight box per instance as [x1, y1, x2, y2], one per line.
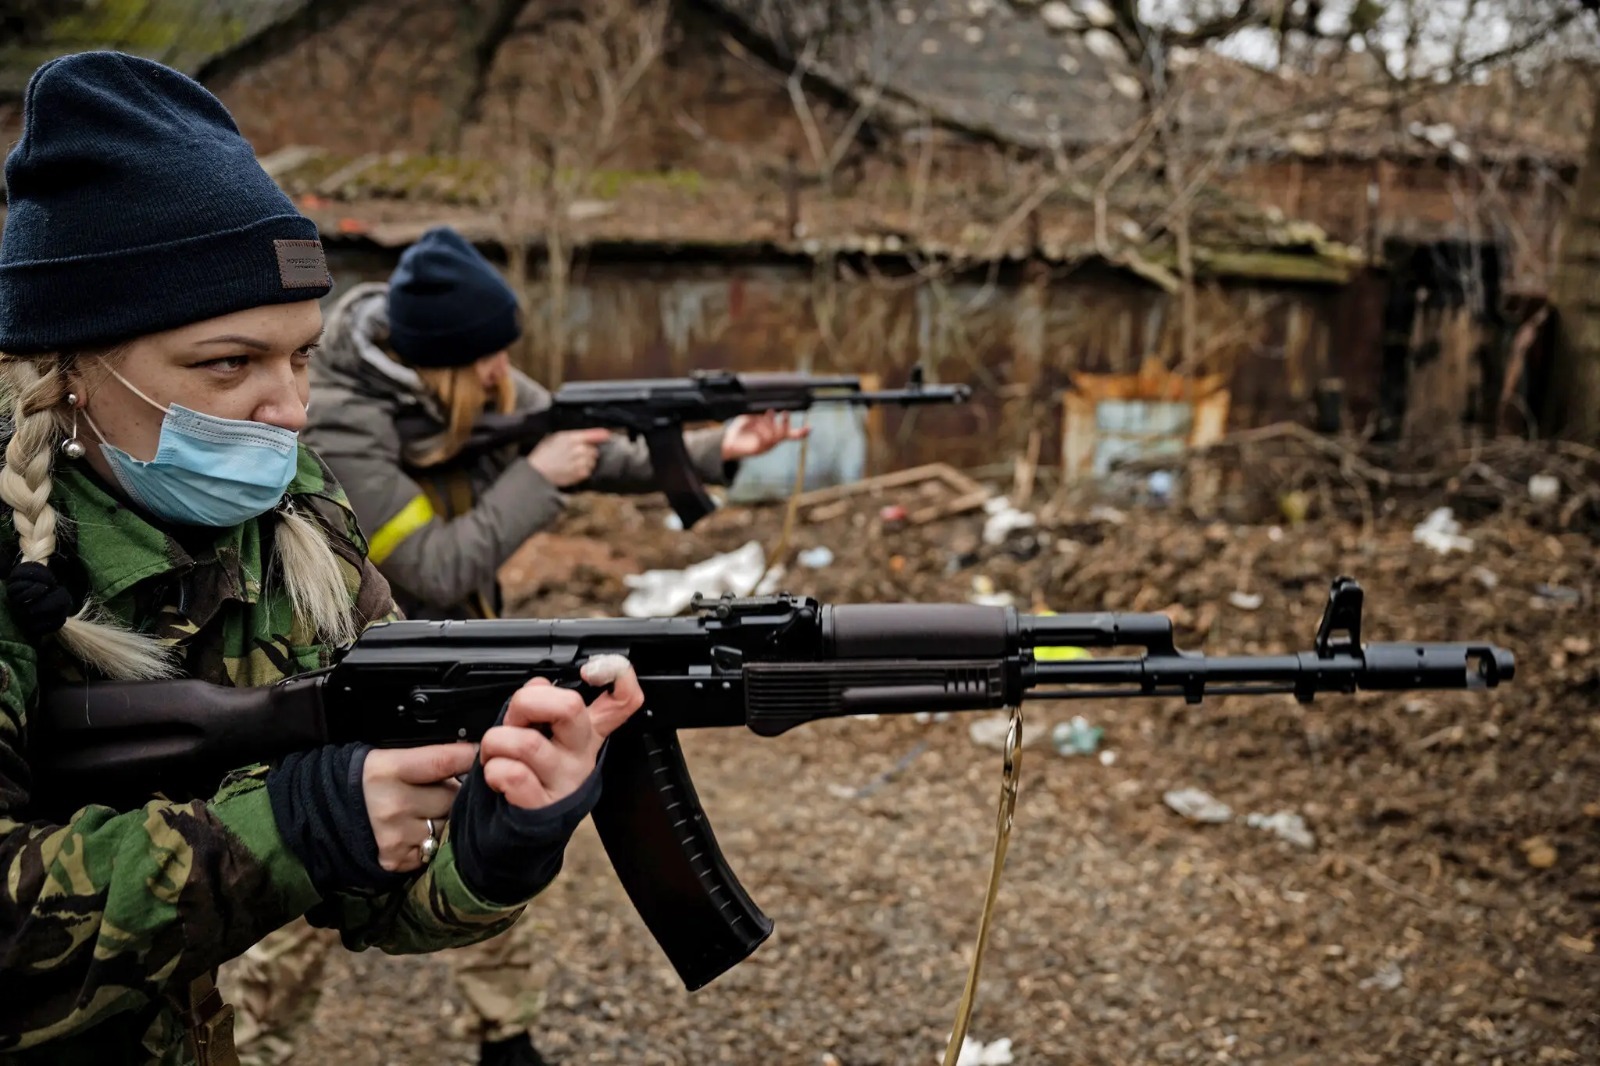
[0, 52, 332, 355]
[386, 226, 521, 368]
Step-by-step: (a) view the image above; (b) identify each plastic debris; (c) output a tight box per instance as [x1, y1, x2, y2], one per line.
[663, 512, 684, 531]
[1412, 507, 1474, 555]
[968, 575, 1015, 607]
[1359, 961, 1404, 992]
[1279, 489, 1311, 524]
[981, 497, 1037, 546]
[1098, 749, 1117, 767]
[1534, 583, 1581, 606]
[1229, 590, 1264, 611]
[1147, 470, 1176, 503]
[1528, 474, 1561, 504]
[1051, 716, 1104, 756]
[621, 541, 781, 617]
[1163, 788, 1233, 824]
[797, 546, 835, 569]
[1469, 566, 1499, 590]
[1246, 810, 1317, 849]
[944, 1035, 1014, 1066]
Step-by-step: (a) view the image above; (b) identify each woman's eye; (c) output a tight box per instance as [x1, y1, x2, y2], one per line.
[293, 343, 320, 364]
[199, 355, 249, 372]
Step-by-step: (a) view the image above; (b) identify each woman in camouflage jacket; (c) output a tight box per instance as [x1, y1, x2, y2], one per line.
[0, 52, 642, 1065]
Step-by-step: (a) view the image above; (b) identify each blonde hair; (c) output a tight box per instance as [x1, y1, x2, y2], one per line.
[409, 362, 516, 467]
[0, 351, 357, 680]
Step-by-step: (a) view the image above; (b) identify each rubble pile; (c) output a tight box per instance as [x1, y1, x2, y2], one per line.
[297, 467, 1597, 1066]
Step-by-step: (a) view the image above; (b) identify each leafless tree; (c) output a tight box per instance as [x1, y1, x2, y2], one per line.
[481, 0, 671, 387]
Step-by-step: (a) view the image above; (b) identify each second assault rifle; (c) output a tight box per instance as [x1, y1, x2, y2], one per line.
[31, 578, 1513, 991]
[396, 368, 971, 528]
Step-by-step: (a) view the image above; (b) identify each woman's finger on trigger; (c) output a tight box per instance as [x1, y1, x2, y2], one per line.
[389, 742, 478, 785]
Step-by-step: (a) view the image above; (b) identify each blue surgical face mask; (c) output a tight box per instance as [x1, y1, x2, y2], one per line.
[84, 368, 300, 528]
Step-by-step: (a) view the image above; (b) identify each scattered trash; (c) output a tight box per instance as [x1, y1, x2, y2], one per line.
[914, 711, 952, 724]
[1087, 505, 1127, 525]
[1469, 566, 1499, 590]
[1267, 525, 1284, 543]
[1051, 716, 1104, 756]
[1147, 470, 1176, 503]
[1528, 474, 1561, 504]
[1359, 961, 1404, 992]
[1520, 835, 1558, 869]
[797, 546, 835, 569]
[1246, 810, 1317, 849]
[968, 575, 1015, 607]
[879, 503, 908, 527]
[663, 512, 684, 531]
[1163, 788, 1233, 824]
[945, 549, 982, 575]
[1228, 590, 1264, 611]
[981, 497, 1037, 546]
[1098, 749, 1117, 767]
[998, 531, 1046, 562]
[1279, 489, 1311, 524]
[969, 714, 1047, 751]
[621, 541, 781, 617]
[1534, 583, 1581, 606]
[1412, 507, 1474, 555]
[944, 1035, 1014, 1066]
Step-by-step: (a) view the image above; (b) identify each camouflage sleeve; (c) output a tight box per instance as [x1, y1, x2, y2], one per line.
[296, 496, 531, 954]
[0, 633, 324, 1049]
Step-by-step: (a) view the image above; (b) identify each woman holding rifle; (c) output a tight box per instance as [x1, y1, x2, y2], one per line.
[0, 52, 642, 1065]
[299, 225, 806, 620]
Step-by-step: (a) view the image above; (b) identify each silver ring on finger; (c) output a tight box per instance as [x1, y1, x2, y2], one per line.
[420, 818, 439, 865]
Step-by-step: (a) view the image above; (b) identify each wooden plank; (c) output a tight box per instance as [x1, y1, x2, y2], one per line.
[908, 488, 990, 526]
[794, 463, 965, 509]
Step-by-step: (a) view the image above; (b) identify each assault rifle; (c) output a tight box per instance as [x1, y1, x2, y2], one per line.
[32, 578, 1512, 991]
[395, 368, 971, 528]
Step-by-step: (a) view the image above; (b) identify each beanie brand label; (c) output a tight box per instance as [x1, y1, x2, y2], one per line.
[274, 240, 329, 289]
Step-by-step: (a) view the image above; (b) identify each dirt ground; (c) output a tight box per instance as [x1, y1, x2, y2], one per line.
[293, 482, 1597, 1066]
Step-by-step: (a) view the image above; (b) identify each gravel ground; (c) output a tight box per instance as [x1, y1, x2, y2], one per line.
[286, 491, 1598, 1066]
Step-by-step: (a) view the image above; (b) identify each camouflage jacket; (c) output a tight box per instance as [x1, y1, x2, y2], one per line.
[0, 447, 528, 1065]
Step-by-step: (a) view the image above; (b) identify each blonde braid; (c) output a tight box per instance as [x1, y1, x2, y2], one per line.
[0, 355, 176, 679]
[273, 503, 359, 649]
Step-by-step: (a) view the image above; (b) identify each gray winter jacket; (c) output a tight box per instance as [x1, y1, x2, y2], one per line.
[303, 283, 731, 619]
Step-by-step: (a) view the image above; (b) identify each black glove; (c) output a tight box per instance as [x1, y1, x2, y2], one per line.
[448, 704, 607, 906]
[266, 742, 407, 896]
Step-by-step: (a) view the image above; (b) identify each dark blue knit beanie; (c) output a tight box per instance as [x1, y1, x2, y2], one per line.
[386, 227, 521, 368]
[0, 52, 331, 355]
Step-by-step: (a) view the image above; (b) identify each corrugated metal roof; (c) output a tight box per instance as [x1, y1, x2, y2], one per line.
[261, 145, 1360, 283]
